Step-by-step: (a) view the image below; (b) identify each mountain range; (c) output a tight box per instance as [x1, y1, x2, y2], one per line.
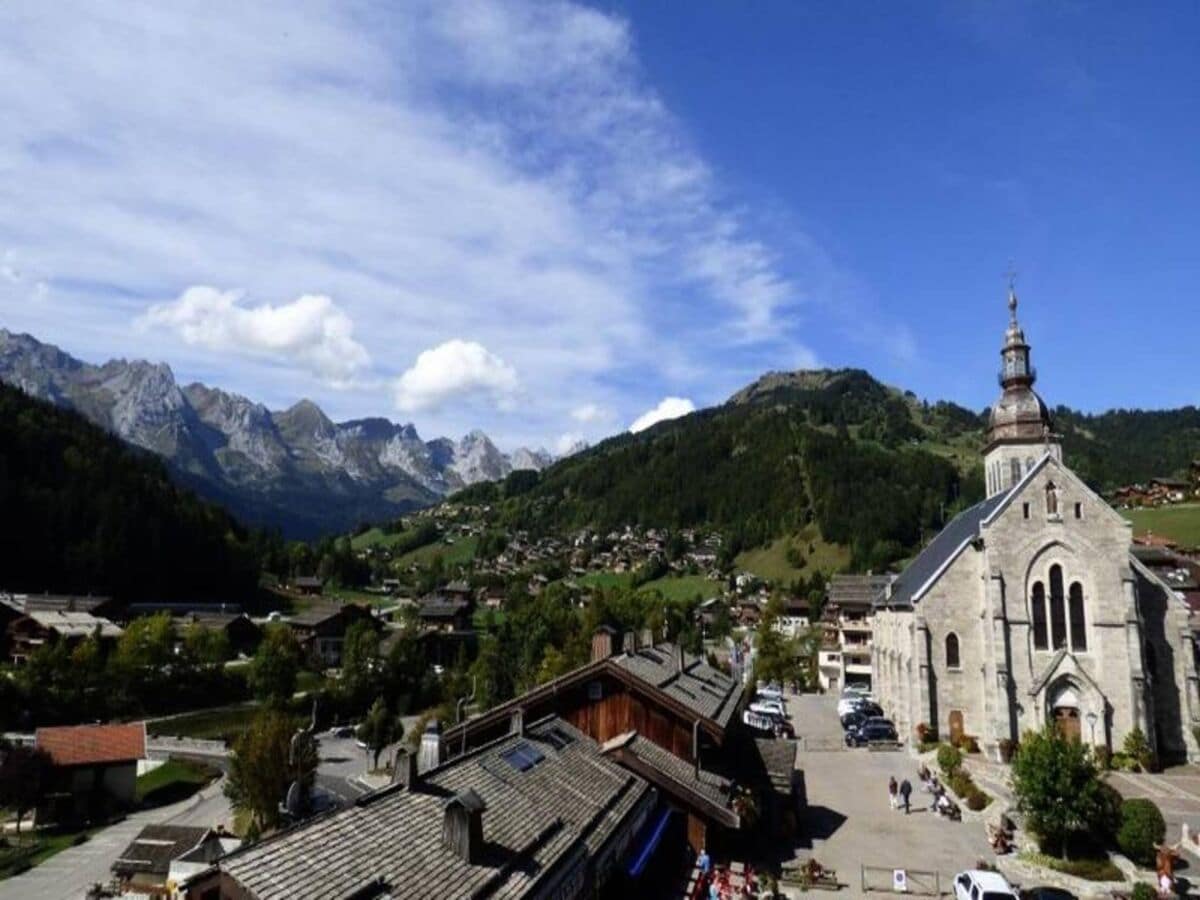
[0, 329, 558, 538]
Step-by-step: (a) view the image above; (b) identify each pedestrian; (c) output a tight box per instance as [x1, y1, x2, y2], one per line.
[899, 778, 912, 814]
[888, 776, 898, 810]
[698, 846, 712, 877]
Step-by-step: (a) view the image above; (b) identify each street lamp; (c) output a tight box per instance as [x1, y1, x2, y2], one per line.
[1086, 710, 1098, 746]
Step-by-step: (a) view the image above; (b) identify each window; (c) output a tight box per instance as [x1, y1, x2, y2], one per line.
[500, 741, 545, 772]
[945, 633, 960, 669]
[1046, 481, 1060, 517]
[1049, 565, 1067, 650]
[1074, 502, 1082, 520]
[1069, 582, 1086, 651]
[1023, 502, 1030, 520]
[1010, 458, 1022, 487]
[1031, 582, 1047, 649]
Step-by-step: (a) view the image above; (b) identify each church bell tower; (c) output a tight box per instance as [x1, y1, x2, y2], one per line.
[983, 284, 1061, 497]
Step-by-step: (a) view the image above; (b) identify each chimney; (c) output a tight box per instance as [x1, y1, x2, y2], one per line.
[418, 719, 442, 773]
[591, 625, 618, 662]
[392, 749, 420, 790]
[624, 631, 637, 656]
[443, 789, 487, 864]
[640, 627, 653, 649]
[510, 707, 524, 737]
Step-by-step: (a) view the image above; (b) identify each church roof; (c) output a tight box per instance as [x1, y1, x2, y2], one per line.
[877, 491, 1010, 610]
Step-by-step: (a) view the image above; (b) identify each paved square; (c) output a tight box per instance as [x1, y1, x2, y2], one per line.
[786, 693, 993, 896]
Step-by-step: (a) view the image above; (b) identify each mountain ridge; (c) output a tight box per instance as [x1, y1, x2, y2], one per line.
[0, 328, 558, 538]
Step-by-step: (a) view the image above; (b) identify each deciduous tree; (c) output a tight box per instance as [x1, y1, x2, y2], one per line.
[249, 625, 302, 706]
[224, 710, 315, 832]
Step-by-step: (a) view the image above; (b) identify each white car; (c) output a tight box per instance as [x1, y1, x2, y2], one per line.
[756, 683, 784, 702]
[952, 870, 1018, 900]
[837, 696, 872, 717]
[754, 699, 786, 717]
[748, 702, 786, 722]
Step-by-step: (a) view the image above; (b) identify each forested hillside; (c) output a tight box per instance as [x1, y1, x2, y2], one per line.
[0, 382, 264, 601]
[457, 369, 1200, 570]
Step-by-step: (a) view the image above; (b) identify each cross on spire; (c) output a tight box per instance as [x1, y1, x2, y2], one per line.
[1005, 261, 1018, 322]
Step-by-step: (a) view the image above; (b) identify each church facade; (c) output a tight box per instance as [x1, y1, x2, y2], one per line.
[872, 291, 1200, 763]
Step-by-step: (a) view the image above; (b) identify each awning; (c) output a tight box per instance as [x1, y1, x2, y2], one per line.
[626, 807, 673, 878]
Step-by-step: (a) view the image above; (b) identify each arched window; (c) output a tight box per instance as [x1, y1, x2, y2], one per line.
[1069, 582, 1086, 651]
[1049, 565, 1067, 650]
[945, 632, 960, 669]
[1031, 581, 1048, 649]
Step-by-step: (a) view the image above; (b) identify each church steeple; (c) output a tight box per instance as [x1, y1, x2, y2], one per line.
[983, 282, 1060, 497]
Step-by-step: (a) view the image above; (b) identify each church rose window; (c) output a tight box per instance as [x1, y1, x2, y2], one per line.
[1049, 565, 1067, 650]
[945, 633, 960, 669]
[1069, 582, 1086, 651]
[1031, 582, 1047, 649]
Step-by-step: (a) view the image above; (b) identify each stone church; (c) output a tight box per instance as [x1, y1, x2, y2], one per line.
[872, 290, 1200, 763]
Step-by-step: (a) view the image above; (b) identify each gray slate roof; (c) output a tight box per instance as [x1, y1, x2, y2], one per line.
[826, 574, 893, 610]
[602, 732, 735, 825]
[610, 643, 743, 728]
[218, 716, 650, 900]
[879, 492, 1010, 610]
[112, 825, 210, 876]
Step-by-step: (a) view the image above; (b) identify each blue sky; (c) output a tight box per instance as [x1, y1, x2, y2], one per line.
[1, 2, 1197, 451]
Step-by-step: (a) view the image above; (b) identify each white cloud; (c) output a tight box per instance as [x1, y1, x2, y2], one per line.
[554, 431, 587, 456]
[571, 403, 610, 423]
[393, 339, 519, 413]
[138, 287, 370, 385]
[629, 396, 695, 433]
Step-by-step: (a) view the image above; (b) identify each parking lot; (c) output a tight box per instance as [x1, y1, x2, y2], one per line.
[785, 692, 993, 895]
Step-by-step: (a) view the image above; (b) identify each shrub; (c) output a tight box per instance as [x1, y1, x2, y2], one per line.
[949, 769, 974, 798]
[965, 788, 990, 811]
[1110, 751, 1136, 772]
[1122, 728, 1154, 773]
[1116, 798, 1166, 867]
[937, 743, 963, 774]
[998, 738, 1016, 763]
[1019, 851, 1123, 882]
[1131, 883, 1156, 900]
[918, 741, 939, 754]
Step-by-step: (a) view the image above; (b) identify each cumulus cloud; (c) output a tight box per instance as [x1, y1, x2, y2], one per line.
[138, 287, 370, 385]
[629, 396, 696, 433]
[394, 339, 519, 413]
[571, 403, 610, 424]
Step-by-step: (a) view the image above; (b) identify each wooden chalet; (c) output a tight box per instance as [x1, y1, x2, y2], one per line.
[441, 626, 756, 855]
[287, 602, 379, 667]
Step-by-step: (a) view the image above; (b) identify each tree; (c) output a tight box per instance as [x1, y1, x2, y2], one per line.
[249, 626, 302, 705]
[0, 742, 53, 839]
[753, 596, 801, 685]
[1011, 725, 1110, 859]
[339, 621, 381, 711]
[1116, 798, 1166, 867]
[183, 623, 231, 666]
[356, 698, 405, 770]
[224, 710, 315, 832]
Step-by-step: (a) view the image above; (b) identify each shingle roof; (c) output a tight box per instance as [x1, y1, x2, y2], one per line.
[112, 825, 210, 877]
[878, 492, 1010, 609]
[826, 574, 893, 610]
[1, 593, 111, 614]
[601, 732, 736, 827]
[218, 717, 650, 900]
[290, 602, 355, 627]
[610, 643, 743, 729]
[24, 610, 123, 639]
[36, 722, 146, 767]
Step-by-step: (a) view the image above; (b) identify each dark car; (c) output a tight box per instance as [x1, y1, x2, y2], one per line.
[1020, 890, 1076, 900]
[840, 711, 868, 732]
[856, 701, 884, 718]
[845, 720, 898, 747]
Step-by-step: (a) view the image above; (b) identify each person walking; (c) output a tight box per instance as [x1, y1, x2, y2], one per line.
[899, 778, 912, 814]
[888, 776, 898, 810]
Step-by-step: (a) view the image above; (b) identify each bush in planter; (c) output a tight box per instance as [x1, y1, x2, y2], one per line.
[965, 788, 990, 811]
[1116, 798, 1166, 867]
[949, 769, 974, 798]
[937, 743, 963, 774]
[1131, 883, 1156, 900]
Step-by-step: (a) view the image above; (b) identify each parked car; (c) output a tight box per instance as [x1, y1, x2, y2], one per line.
[1019, 890, 1076, 900]
[757, 682, 784, 702]
[844, 683, 871, 695]
[836, 695, 880, 718]
[845, 720, 898, 747]
[754, 699, 786, 717]
[953, 870, 1018, 900]
[749, 702, 787, 722]
[840, 711, 868, 732]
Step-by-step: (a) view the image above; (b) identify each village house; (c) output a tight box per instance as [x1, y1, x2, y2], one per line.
[289, 575, 324, 596]
[287, 601, 379, 667]
[112, 825, 238, 899]
[6, 608, 123, 664]
[183, 716, 657, 900]
[36, 722, 146, 825]
[172, 611, 262, 658]
[814, 574, 890, 692]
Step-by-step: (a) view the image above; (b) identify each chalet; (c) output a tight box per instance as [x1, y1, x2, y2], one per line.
[185, 716, 657, 900]
[0, 592, 115, 650]
[287, 602, 379, 667]
[36, 722, 146, 824]
[290, 575, 324, 596]
[437, 627, 790, 861]
[6, 609, 123, 664]
[417, 596, 472, 632]
[112, 825, 238, 898]
[173, 611, 262, 658]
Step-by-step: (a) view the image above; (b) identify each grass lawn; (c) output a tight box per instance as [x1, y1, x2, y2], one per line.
[325, 587, 390, 607]
[136, 759, 219, 808]
[0, 828, 99, 881]
[575, 571, 635, 591]
[148, 703, 261, 743]
[396, 535, 479, 569]
[638, 573, 723, 602]
[736, 524, 851, 584]
[1122, 503, 1200, 548]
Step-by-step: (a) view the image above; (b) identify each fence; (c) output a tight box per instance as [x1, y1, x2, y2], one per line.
[860, 865, 942, 895]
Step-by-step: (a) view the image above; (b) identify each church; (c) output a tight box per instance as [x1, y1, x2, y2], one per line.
[872, 290, 1200, 764]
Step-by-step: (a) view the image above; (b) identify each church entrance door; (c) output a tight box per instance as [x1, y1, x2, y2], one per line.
[948, 710, 964, 746]
[1054, 706, 1081, 742]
